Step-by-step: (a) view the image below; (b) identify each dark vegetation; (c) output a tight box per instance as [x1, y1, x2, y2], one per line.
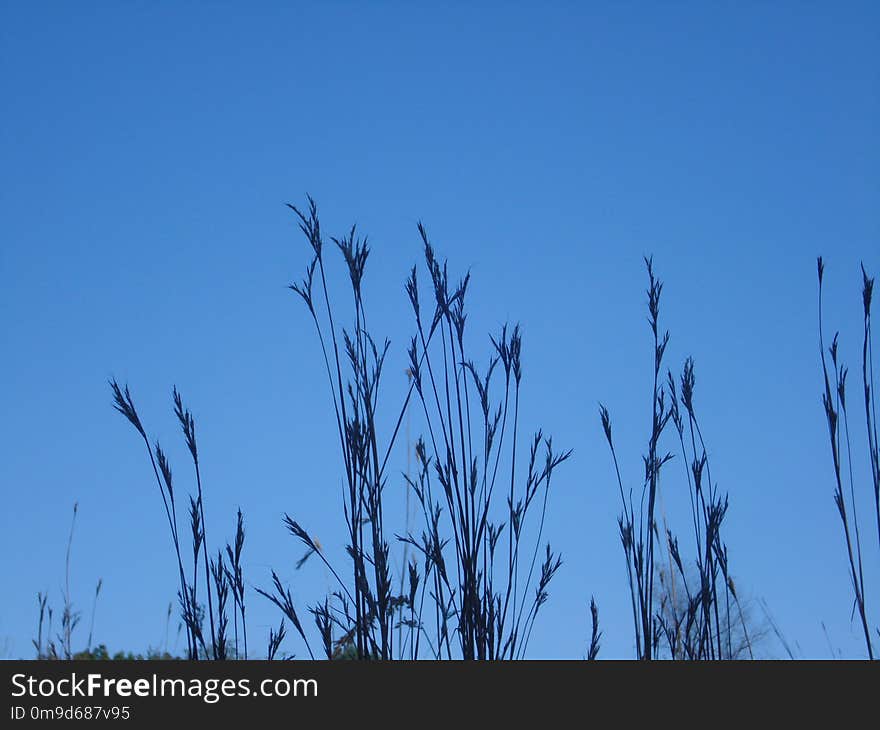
[33, 503, 179, 660]
[817, 258, 879, 660]
[31, 200, 877, 660]
[276, 199, 578, 659]
[599, 259, 751, 660]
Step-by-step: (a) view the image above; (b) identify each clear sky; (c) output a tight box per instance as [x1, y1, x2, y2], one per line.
[1, 1, 878, 659]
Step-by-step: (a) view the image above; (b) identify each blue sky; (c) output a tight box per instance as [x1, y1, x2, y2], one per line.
[1, 1, 878, 659]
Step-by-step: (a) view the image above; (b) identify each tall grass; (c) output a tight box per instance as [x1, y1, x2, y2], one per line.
[110, 383, 249, 659]
[33, 503, 103, 660]
[103, 198, 583, 660]
[51, 222, 877, 659]
[817, 257, 878, 659]
[600, 258, 748, 660]
[275, 197, 584, 659]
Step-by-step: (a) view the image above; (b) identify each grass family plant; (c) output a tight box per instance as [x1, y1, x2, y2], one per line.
[33, 503, 104, 659]
[600, 258, 749, 660]
[816, 258, 878, 659]
[276, 197, 584, 659]
[110, 383, 249, 660]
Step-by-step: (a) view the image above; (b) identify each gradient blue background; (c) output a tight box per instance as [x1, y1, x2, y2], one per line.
[1, 1, 878, 658]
